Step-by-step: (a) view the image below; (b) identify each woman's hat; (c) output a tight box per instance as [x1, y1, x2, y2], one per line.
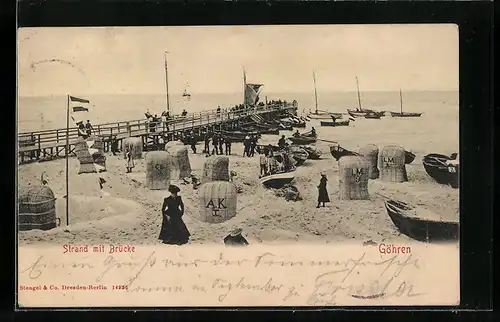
[168, 185, 180, 193]
[230, 228, 243, 237]
[320, 171, 326, 176]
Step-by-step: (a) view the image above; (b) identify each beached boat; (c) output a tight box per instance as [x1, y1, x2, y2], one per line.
[390, 89, 422, 117]
[260, 171, 296, 189]
[329, 144, 359, 161]
[288, 136, 316, 145]
[384, 199, 459, 242]
[405, 151, 416, 164]
[299, 145, 322, 159]
[287, 146, 309, 165]
[423, 153, 459, 188]
[320, 120, 350, 127]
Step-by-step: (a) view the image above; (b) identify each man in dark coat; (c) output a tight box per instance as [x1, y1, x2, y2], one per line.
[249, 136, 257, 157]
[278, 135, 286, 149]
[218, 135, 224, 155]
[212, 133, 219, 155]
[85, 120, 94, 136]
[203, 132, 211, 156]
[223, 228, 249, 246]
[243, 136, 251, 157]
[224, 136, 232, 155]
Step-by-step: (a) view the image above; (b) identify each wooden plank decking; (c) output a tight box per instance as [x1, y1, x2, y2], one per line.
[17, 103, 296, 163]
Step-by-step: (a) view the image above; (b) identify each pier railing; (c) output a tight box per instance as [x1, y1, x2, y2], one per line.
[18, 103, 294, 151]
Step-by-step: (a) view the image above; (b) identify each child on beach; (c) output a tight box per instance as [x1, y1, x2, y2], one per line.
[125, 149, 134, 173]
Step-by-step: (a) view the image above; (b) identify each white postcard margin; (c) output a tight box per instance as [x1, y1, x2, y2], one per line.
[18, 242, 460, 307]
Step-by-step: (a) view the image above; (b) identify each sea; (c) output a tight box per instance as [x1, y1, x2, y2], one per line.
[18, 90, 458, 133]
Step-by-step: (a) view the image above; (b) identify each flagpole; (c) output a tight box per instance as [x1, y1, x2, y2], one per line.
[243, 67, 247, 110]
[65, 95, 70, 226]
[313, 70, 318, 114]
[164, 51, 171, 115]
[355, 76, 362, 111]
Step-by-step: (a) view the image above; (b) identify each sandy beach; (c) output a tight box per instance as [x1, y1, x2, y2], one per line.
[18, 113, 460, 247]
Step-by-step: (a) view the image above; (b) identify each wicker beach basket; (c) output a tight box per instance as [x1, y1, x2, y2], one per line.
[18, 185, 59, 231]
[379, 145, 408, 183]
[198, 181, 237, 223]
[165, 145, 192, 179]
[145, 151, 172, 190]
[202, 156, 230, 184]
[123, 137, 143, 159]
[359, 144, 380, 179]
[165, 141, 185, 150]
[338, 156, 370, 200]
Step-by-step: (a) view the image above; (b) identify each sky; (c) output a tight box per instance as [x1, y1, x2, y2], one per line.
[17, 24, 458, 96]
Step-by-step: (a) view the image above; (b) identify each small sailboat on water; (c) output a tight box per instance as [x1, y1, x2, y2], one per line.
[347, 76, 379, 117]
[308, 71, 343, 120]
[390, 89, 422, 117]
[182, 83, 191, 101]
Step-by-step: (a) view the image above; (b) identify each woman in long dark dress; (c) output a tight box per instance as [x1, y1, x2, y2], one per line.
[317, 172, 330, 208]
[159, 185, 191, 245]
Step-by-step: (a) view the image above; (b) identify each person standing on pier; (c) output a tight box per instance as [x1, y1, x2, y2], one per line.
[203, 132, 211, 156]
[224, 136, 232, 155]
[212, 133, 219, 155]
[125, 149, 134, 173]
[85, 120, 94, 136]
[218, 135, 224, 155]
[249, 135, 257, 157]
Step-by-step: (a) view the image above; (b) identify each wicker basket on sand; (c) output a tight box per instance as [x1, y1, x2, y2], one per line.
[359, 144, 380, 179]
[338, 156, 370, 200]
[165, 145, 192, 179]
[145, 151, 172, 190]
[123, 137, 143, 159]
[18, 185, 58, 231]
[202, 156, 230, 184]
[379, 145, 408, 183]
[197, 181, 237, 224]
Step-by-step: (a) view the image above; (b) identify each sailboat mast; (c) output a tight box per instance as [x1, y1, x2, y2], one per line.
[164, 51, 171, 114]
[355, 76, 362, 111]
[313, 71, 318, 114]
[400, 89, 403, 114]
[243, 68, 247, 109]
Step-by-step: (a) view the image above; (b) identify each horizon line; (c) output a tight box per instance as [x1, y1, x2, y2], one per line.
[18, 89, 459, 97]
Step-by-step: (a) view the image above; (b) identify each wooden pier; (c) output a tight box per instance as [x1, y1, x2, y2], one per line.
[17, 103, 297, 164]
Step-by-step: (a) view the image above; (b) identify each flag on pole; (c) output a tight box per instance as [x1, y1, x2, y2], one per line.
[70, 96, 90, 112]
[69, 96, 91, 124]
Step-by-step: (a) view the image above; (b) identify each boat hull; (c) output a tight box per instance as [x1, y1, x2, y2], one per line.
[260, 172, 295, 189]
[320, 120, 350, 127]
[308, 113, 343, 120]
[289, 137, 316, 145]
[423, 154, 459, 188]
[390, 112, 422, 117]
[385, 200, 459, 242]
[405, 151, 416, 164]
[329, 144, 359, 161]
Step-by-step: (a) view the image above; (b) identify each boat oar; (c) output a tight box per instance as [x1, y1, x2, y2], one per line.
[317, 139, 339, 144]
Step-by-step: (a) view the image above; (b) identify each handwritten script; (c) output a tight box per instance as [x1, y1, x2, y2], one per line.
[20, 249, 426, 305]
